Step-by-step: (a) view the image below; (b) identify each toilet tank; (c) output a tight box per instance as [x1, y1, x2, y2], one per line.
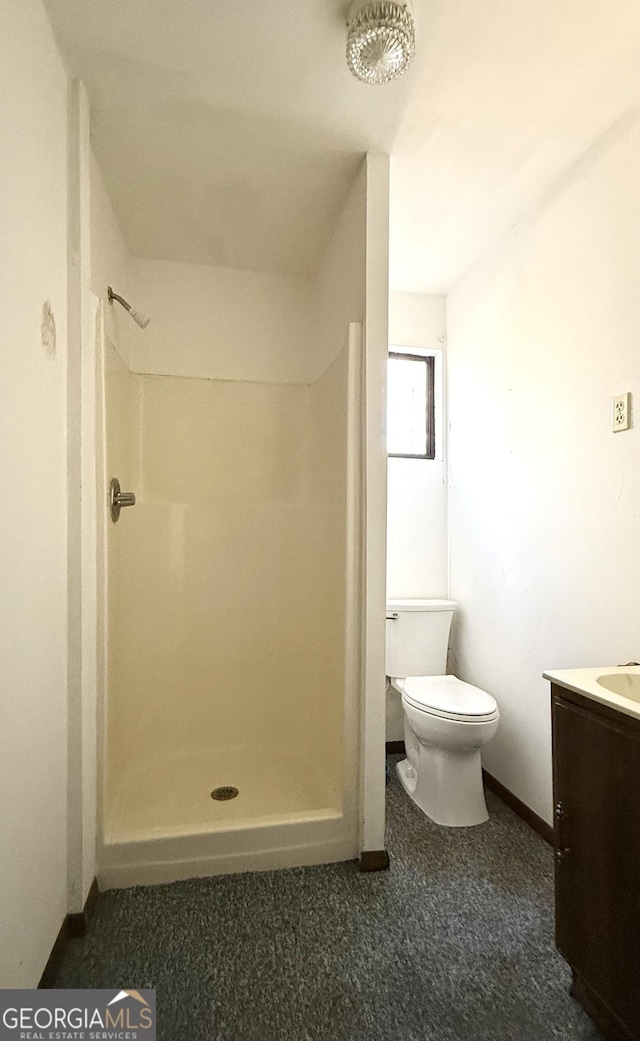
[386, 599, 458, 678]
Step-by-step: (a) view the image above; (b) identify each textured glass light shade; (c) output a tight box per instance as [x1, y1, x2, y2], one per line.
[346, 0, 415, 86]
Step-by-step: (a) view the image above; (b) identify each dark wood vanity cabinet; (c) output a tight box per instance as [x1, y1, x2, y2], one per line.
[551, 683, 640, 1041]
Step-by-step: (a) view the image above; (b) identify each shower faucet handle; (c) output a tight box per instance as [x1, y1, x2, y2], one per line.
[110, 477, 136, 523]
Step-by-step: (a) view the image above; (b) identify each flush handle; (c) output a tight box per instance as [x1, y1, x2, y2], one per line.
[110, 478, 136, 523]
[386, 612, 399, 621]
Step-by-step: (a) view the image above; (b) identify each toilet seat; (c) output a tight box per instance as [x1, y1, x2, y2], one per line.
[400, 675, 499, 722]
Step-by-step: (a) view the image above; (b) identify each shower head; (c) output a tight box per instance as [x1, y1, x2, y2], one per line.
[129, 308, 151, 329]
[107, 286, 151, 329]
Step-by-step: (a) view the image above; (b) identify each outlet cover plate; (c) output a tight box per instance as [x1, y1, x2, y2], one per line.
[613, 392, 631, 432]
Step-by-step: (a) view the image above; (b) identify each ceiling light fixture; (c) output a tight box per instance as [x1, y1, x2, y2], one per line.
[346, 0, 415, 86]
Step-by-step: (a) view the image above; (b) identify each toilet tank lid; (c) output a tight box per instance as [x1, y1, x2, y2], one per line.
[386, 598, 458, 613]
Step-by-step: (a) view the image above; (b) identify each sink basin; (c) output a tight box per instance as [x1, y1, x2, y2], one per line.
[597, 673, 640, 703]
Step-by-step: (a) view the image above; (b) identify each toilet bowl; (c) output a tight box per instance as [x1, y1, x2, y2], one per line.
[393, 675, 499, 826]
[386, 599, 500, 827]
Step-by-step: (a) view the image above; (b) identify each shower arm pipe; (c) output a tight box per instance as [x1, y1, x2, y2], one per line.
[107, 285, 150, 329]
[107, 286, 131, 311]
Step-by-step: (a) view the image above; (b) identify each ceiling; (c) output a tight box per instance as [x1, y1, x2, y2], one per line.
[43, 0, 413, 278]
[44, 0, 640, 289]
[391, 0, 640, 292]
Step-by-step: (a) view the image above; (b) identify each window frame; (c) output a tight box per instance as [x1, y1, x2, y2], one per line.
[387, 350, 436, 460]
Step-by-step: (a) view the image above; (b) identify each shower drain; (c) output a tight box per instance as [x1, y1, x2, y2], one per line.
[211, 786, 239, 801]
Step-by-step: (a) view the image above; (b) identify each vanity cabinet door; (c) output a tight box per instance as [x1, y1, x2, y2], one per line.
[552, 695, 640, 1037]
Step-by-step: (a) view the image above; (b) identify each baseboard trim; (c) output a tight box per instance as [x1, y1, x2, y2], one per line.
[68, 876, 100, 938]
[359, 849, 390, 872]
[482, 770, 553, 846]
[385, 740, 405, 755]
[39, 878, 100, 988]
[38, 919, 72, 989]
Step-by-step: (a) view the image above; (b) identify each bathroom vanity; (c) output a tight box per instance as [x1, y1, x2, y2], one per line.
[544, 667, 640, 1041]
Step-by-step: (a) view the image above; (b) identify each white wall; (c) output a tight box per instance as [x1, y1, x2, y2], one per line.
[447, 112, 640, 824]
[361, 154, 390, 854]
[315, 169, 366, 380]
[89, 146, 139, 899]
[387, 292, 447, 598]
[385, 292, 447, 741]
[0, 0, 70, 986]
[126, 259, 317, 384]
[99, 164, 367, 389]
[90, 154, 134, 367]
[314, 163, 368, 855]
[67, 80, 100, 915]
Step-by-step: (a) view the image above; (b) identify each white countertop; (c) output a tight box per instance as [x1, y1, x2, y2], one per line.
[543, 665, 640, 722]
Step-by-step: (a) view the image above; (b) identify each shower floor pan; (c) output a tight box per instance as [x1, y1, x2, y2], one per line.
[100, 744, 355, 888]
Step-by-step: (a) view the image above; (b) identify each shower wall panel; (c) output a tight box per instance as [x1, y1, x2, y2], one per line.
[105, 357, 349, 833]
[104, 342, 141, 790]
[304, 350, 348, 793]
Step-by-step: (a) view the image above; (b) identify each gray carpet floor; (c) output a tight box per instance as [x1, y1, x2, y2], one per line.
[53, 758, 603, 1041]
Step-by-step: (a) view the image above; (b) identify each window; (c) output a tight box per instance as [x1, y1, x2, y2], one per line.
[387, 351, 435, 459]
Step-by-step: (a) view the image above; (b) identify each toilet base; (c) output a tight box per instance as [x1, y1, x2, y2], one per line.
[396, 745, 490, 828]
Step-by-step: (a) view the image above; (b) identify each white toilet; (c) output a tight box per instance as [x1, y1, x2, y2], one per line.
[386, 598, 499, 827]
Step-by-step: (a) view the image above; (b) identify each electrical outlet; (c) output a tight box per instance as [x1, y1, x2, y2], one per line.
[613, 393, 631, 432]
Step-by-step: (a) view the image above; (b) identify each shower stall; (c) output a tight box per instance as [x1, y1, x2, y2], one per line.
[99, 326, 364, 886]
[93, 156, 390, 888]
